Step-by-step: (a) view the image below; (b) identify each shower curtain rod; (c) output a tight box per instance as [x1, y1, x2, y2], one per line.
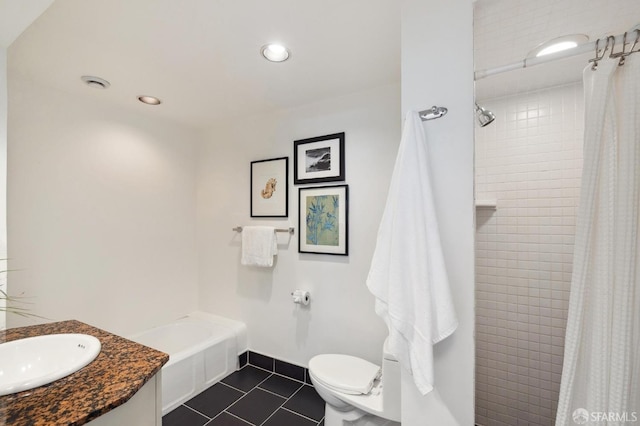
[475, 31, 638, 80]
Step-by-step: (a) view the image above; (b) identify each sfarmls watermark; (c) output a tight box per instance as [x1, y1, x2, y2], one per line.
[573, 408, 638, 424]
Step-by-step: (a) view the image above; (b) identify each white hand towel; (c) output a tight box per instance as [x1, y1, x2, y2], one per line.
[366, 110, 458, 395]
[241, 226, 278, 267]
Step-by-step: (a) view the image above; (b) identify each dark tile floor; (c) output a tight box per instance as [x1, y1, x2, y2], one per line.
[162, 365, 325, 426]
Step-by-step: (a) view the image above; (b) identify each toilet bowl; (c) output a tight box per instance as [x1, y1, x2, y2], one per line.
[308, 339, 400, 426]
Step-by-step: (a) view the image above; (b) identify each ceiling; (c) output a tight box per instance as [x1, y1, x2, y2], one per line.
[8, 0, 400, 130]
[9, 1, 639, 122]
[474, 0, 640, 100]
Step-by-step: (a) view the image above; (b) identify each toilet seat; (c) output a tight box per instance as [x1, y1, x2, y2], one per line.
[309, 354, 381, 395]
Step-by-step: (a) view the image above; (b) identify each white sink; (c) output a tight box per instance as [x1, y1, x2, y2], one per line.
[0, 333, 101, 396]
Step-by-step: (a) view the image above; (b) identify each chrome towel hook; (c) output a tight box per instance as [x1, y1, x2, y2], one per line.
[419, 106, 448, 121]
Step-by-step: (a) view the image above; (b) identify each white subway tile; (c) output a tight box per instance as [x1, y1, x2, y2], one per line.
[476, 82, 582, 425]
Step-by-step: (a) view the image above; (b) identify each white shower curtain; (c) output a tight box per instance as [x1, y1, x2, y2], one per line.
[556, 55, 640, 425]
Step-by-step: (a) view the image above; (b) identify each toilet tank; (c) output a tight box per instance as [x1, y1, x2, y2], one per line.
[382, 338, 401, 422]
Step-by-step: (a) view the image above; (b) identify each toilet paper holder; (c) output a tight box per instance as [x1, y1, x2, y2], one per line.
[291, 290, 310, 306]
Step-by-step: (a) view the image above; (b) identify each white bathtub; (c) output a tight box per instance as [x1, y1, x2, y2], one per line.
[128, 312, 247, 415]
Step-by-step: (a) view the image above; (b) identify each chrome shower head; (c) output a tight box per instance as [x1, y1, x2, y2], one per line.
[475, 103, 495, 127]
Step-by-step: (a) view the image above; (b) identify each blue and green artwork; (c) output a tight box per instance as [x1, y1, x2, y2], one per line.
[305, 195, 339, 246]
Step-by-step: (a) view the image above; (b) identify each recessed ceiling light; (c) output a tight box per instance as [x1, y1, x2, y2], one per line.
[261, 44, 290, 62]
[81, 75, 110, 89]
[138, 95, 162, 105]
[528, 34, 589, 58]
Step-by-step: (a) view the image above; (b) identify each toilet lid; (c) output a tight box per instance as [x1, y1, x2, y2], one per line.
[309, 354, 381, 395]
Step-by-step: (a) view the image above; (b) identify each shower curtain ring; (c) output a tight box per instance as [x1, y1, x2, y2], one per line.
[589, 38, 602, 70]
[605, 35, 616, 58]
[617, 29, 640, 66]
[631, 29, 640, 53]
[611, 32, 629, 65]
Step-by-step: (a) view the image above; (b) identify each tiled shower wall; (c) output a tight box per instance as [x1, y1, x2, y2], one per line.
[474, 83, 584, 426]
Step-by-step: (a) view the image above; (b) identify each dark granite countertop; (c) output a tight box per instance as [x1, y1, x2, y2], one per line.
[0, 320, 169, 426]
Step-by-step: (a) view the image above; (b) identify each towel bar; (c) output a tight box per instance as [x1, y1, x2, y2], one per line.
[233, 226, 295, 234]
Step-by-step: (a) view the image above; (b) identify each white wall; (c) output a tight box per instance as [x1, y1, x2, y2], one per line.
[0, 0, 53, 331]
[400, 0, 475, 425]
[7, 77, 200, 335]
[0, 48, 6, 329]
[3, 3, 476, 423]
[0, 0, 54, 47]
[197, 84, 400, 365]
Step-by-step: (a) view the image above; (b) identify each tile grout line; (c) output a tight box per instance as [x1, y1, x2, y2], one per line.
[254, 371, 276, 389]
[256, 381, 303, 399]
[180, 403, 213, 421]
[277, 383, 324, 424]
[245, 362, 309, 386]
[175, 381, 248, 425]
[280, 406, 324, 424]
[250, 383, 291, 425]
[206, 405, 252, 426]
[220, 382, 263, 415]
[194, 377, 268, 425]
[246, 353, 308, 375]
[217, 410, 255, 425]
[219, 379, 251, 394]
[262, 367, 325, 425]
[245, 365, 320, 406]
[256, 376, 312, 426]
[257, 388, 290, 426]
[223, 372, 284, 425]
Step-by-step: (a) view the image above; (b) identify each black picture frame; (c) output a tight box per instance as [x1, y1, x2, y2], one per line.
[298, 184, 348, 255]
[293, 132, 345, 184]
[250, 157, 288, 218]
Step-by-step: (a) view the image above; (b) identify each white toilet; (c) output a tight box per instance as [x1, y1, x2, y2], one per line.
[308, 339, 401, 426]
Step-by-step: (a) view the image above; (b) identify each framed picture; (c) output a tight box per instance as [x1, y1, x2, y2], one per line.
[298, 185, 348, 255]
[251, 157, 288, 217]
[293, 132, 345, 184]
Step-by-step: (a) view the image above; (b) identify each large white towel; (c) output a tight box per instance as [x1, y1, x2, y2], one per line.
[366, 110, 458, 395]
[241, 226, 278, 267]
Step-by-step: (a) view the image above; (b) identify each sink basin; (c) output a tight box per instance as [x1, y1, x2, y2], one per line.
[0, 333, 101, 396]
